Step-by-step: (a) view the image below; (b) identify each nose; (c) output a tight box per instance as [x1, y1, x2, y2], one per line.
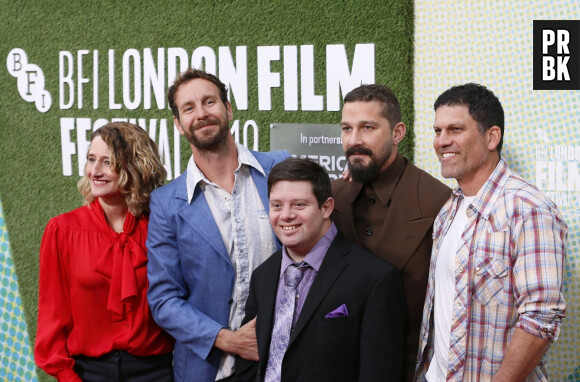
[195, 104, 210, 120]
[280, 205, 295, 221]
[434, 129, 452, 148]
[345, 128, 363, 148]
[91, 160, 103, 175]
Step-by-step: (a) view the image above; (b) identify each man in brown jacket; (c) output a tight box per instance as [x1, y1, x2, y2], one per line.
[332, 84, 450, 382]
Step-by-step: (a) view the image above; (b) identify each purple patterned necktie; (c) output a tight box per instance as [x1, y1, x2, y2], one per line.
[264, 263, 306, 382]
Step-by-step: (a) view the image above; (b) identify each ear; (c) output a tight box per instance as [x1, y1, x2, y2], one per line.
[392, 122, 406, 145]
[226, 101, 233, 121]
[174, 116, 185, 136]
[486, 125, 501, 152]
[321, 197, 335, 218]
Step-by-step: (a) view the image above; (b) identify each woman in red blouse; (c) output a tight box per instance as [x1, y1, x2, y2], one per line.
[35, 122, 174, 382]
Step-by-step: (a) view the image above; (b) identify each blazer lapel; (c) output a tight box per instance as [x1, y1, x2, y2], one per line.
[288, 234, 350, 346]
[249, 165, 270, 213]
[256, 253, 283, 377]
[331, 182, 362, 244]
[176, 185, 230, 264]
[250, 155, 284, 249]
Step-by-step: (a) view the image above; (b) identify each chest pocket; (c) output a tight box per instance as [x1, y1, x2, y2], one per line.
[472, 231, 509, 306]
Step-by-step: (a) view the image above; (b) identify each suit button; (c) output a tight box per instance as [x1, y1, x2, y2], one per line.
[368, 197, 376, 204]
[365, 228, 373, 236]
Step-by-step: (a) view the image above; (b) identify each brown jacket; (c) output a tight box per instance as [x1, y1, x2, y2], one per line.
[331, 153, 451, 382]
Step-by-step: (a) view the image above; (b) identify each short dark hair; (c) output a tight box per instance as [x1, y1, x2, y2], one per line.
[434, 83, 505, 154]
[268, 158, 331, 207]
[343, 84, 402, 129]
[167, 67, 229, 120]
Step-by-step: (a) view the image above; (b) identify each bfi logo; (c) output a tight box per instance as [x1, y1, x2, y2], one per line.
[533, 20, 580, 90]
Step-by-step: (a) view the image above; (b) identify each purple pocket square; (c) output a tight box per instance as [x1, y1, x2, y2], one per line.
[325, 304, 349, 318]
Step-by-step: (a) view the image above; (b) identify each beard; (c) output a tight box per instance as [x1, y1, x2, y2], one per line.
[187, 117, 230, 150]
[346, 145, 391, 184]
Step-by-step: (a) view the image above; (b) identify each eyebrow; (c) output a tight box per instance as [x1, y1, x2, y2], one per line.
[342, 119, 378, 125]
[180, 93, 219, 106]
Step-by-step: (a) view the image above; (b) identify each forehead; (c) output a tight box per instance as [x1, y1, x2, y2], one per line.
[88, 135, 110, 155]
[270, 180, 315, 199]
[434, 104, 476, 126]
[341, 101, 388, 122]
[175, 78, 221, 103]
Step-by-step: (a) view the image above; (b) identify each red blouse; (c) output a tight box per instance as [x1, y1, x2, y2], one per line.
[34, 199, 174, 382]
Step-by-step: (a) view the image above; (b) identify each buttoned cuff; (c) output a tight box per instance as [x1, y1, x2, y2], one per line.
[516, 314, 561, 342]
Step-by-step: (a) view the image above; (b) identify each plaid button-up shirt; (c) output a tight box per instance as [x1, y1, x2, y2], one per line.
[415, 159, 567, 382]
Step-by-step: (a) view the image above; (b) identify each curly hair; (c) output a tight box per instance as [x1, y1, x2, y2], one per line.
[77, 122, 167, 216]
[167, 67, 229, 120]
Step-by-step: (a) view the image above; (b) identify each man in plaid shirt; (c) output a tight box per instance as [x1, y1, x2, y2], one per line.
[415, 83, 567, 382]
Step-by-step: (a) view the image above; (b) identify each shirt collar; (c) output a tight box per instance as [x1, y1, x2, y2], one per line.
[280, 222, 338, 275]
[185, 143, 265, 203]
[347, 152, 406, 206]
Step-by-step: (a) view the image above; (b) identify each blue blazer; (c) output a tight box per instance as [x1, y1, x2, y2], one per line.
[147, 150, 289, 382]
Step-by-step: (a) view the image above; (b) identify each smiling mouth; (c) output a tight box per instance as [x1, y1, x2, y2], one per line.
[442, 153, 457, 158]
[194, 118, 221, 131]
[281, 225, 300, 231]
[93, 179, 108, 184]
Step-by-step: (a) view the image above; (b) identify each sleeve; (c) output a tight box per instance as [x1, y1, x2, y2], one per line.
[146, 191, 224, 360]
[34, 219, 83, 382]
[513, 205, 567, 341]
[359, 266, 406, 382]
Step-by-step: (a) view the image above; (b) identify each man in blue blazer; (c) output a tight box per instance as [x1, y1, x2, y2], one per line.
[147, 68, 289, 382]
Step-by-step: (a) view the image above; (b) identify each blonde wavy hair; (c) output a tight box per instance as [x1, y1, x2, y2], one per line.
[77, 122, 167, 216]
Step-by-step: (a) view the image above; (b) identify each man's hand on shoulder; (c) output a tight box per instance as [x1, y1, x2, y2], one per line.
[214, 317, 259, 361]
[341, 168, 352, 182]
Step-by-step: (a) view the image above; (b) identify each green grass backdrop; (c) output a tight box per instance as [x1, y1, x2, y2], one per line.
[0, 1, 413, 380]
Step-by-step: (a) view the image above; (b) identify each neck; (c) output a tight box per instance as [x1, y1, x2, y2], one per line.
[286, 220, 332, 263]
[192, 137, 239, 193]
[379, 148, 398, 173]
[459, 156, 501, 196]
[98, 196, 128, 233]
[286, 250, 306, 264]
